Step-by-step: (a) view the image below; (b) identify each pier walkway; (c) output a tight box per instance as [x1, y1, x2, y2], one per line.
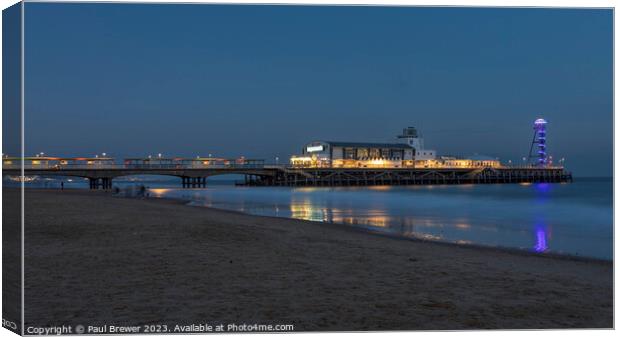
[3, 163, 572, 189]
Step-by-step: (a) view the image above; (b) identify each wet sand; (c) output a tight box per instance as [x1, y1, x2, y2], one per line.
[13, 188, 612, 330]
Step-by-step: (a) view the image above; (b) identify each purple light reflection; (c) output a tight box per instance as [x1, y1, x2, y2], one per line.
[534, 226, 548, 253]
[535, 183, 551, 193]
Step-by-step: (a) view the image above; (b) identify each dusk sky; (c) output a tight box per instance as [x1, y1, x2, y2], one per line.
[20, 4, 612, 176]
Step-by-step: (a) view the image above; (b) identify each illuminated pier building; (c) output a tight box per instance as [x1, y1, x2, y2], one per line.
[291, 127, 431, 168]
[290, 127, 501, 169]
[291, 141, 415, 168]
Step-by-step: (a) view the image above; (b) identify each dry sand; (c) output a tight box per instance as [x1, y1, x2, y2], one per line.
[9, 188, 613, 331]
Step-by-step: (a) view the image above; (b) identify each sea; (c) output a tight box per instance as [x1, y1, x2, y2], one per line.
[9, 176, 613, 260]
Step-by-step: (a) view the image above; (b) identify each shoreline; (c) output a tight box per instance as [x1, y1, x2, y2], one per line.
[192, 204, 612, 264]
[16, 187, 609, 263]
[145, 189, 611, 264]
[11, 188, 614, 329]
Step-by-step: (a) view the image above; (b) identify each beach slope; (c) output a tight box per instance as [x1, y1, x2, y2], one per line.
[15, 189, 612, 330]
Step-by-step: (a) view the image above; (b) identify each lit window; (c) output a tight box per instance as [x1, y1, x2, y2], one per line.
[369, 148, 380, 158]
[344, 148, 355, 159]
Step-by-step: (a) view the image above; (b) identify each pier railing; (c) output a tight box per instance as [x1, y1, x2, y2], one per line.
[3, 160, 567, 171]
[2, 162, 267, 170]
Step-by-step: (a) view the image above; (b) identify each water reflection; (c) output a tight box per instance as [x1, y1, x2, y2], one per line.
[147, 180, 612, 260]
[455, 223, 471, 230]
[531, 183, 552, 254]
[288, 198, 453, 242]
[333, 214, 390, 228]
[149, 188, 171, 198]
[290, 203, 329, 222]
[535, 183, 552, 193]
[290, 201, 394, 228]
[534, 225, 548, 253]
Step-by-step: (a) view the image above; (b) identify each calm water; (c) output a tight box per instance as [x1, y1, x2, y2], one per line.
[10, 176, 613, 260]
[145, 178, 613, 260]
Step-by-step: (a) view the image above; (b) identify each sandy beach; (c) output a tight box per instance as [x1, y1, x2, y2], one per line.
[11, 188, 613, 330]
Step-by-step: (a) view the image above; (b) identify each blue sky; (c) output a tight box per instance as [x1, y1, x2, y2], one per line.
[20, 4, 612, 176]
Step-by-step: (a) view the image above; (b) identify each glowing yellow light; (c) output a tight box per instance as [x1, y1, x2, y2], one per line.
[368, 186, 391, 191]
[149, 188, 171, 197]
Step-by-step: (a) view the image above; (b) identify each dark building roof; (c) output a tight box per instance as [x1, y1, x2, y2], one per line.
[323, 141, 413, 149]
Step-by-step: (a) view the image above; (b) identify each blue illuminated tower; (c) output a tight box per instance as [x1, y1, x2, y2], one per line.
[528, 118, 547, 166]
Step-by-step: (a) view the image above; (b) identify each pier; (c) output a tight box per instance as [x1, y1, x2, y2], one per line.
[2, 122, 575, 189]
[246, 167, 572, 186]
[2, 163, 572, 189]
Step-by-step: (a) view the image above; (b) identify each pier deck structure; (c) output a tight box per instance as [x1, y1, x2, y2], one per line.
[3, 163, 572, 189]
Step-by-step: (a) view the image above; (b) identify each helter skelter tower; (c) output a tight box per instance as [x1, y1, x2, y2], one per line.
[528, 118, 548, 166]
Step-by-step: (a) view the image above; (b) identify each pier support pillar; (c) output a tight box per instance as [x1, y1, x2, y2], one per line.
[88, 178, 112, 190]
[89, 178, 98, 190]
[103, 178, 112, 190]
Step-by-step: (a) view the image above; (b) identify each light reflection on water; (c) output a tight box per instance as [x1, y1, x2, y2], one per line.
[534, 225, 548, 253]
[148, 179, 611, 260]
[285, 200, 473, 242]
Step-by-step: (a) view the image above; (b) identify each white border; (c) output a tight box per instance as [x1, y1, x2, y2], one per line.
[0, 1, 615, 337]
